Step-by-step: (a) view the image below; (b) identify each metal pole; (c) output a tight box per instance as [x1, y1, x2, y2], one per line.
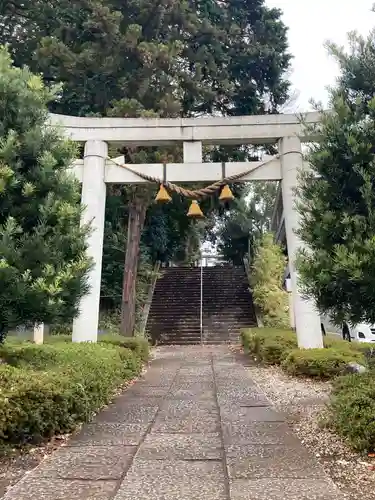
[200, 256, 203, 345]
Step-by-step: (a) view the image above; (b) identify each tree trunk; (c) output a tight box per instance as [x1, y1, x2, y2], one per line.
[121, 196, 146, 336]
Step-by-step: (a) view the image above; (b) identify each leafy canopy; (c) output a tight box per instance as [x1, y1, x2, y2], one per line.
[297, 29, 375, 325]
[0, 47, 91, 339]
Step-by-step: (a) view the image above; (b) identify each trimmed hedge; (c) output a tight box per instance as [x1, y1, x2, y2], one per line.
[0, 338, 148, 448]
[241, 328, 297, 365]
[327, 373, 375, 452]
[281, 347, 362, 379]
[99, 335, 149, 363]
[241, 328, 364, 378]
[242, 328, 375, 451]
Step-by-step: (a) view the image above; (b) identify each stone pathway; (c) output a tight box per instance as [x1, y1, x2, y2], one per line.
[4, 346, 341, 500]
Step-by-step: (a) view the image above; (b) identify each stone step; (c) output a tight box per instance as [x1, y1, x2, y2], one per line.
[147, 264, 257, 345]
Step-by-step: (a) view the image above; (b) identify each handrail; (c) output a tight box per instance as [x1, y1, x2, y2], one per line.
[139, 261, 161, 337]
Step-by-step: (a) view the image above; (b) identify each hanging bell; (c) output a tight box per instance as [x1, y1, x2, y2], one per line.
[219, 184, 235, 203]
[187, 200, 204, 218]
[155, 184, 172, 203]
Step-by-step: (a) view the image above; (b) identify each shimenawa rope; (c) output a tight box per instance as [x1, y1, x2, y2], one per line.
[106, 153, 288, 200]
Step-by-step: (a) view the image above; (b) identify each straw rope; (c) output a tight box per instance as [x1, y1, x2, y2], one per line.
[107, 154, 283, 199]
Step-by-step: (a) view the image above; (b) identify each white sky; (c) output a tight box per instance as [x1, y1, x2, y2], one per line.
[266, 0, 375, 111]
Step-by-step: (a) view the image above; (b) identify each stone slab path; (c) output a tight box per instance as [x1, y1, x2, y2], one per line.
[4, 346, 341, 500]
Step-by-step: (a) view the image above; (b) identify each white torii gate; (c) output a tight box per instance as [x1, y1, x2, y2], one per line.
[49, 111, 324, 349]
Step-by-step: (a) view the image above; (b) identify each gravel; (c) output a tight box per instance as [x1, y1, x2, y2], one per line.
[246, 360, 375, 500]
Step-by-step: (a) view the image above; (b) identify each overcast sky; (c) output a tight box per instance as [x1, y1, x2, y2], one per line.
[266, 0, 375, 111]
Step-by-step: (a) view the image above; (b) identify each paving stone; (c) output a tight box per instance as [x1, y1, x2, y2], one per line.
[170, 379, 215, 389]
[167, 385, 216, 401]
[140, 369, 177, 385]
[178, 367, 212, 378]
[172, 376, 214, 386]
[217, 386, 268, 406]
[229, 478, 340, 500]
[218, 395, 270, 408]
[124, 385, 169, 398]
[148, 358, 181, 370]
[114, 459, 226, 500]
[152, 401, 220, 433]
[159, 398, 217, 412]
[33, 446, 136, 480]
[151, 409, 220, 434]
[138, 377, 175, 387]
[223, 422, 301, 446]
[138, 433, 222, 460]
[69, 423, 148, 446]
[215, 376, 260, 390]
[4, 477, 118, 500]
[226, 444, 324, 479]
[221, 406, 285, 424]
[93, 404, 159, 424]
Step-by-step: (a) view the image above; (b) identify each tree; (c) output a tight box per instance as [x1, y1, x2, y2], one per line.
[297, 28, 375, 326]
[251, 233, 289, 328]
[0, 47, 91, 341]
[2, 0, 292, 334]
[209, 182, 278, 264]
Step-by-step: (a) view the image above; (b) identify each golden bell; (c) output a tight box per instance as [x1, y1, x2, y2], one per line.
[219, 184, 235, 202]
[187, 200, 204, 218]
[155, 184, 172, 203]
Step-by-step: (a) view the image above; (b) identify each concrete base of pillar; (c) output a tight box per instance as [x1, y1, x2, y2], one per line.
[33, 324, 45, 344]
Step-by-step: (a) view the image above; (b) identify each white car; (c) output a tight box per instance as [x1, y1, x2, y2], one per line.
[342, 322, 375, 343]
[321, 316, 375, 343]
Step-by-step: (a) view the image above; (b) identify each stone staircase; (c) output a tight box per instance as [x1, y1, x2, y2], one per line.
[146, 265, 257, 344]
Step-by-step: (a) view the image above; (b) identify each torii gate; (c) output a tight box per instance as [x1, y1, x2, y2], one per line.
[49, 112, 324, 349]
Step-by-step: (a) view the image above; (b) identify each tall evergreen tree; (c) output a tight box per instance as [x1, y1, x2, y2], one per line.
[297, 28, 375, 325]
[1, 0, 291, 334]
[0, 47, 91, 341]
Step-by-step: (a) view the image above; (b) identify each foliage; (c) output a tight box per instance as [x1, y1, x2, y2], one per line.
[281, 347, 361, 379]
[327, 372, 375, 452]
[1, 0, 292, 333]
[297, 29, 375, 325]
[241, 328, 365, 377]
[2, 0, 291, 118]
[250, 233, 289, 328]
[241, 328, 297, 365]
[0, 47, 91, 342]
[323, 335, 373, 354]
[210, 182, 278, 265]
[99, 334, 149, 362]
[0, 338, 147, 447]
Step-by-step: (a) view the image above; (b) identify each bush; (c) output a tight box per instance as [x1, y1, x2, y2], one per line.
[250, 233, 289, 328]
[327, 373, 375, 452]
[324, 335, 372, 353]
[242, 328, 366, 378]
[282, 347, 362, 379]
[241, 328, 297, 365]
[0, 340, 148, 447]
[99, 335, 149, 363]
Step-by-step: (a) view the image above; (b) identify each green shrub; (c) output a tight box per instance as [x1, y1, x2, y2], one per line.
[250, 233, 289, 328]
[327, 373, 375, 452]
[324, 335, 372, 353]
[241, 328, 297, 365]
[49, 323, 72, 336]
[242, 328, 367, 378]
[282, 347, 362, 379]
[99, 335, 149, 363]
[0, 341, 146, 448]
